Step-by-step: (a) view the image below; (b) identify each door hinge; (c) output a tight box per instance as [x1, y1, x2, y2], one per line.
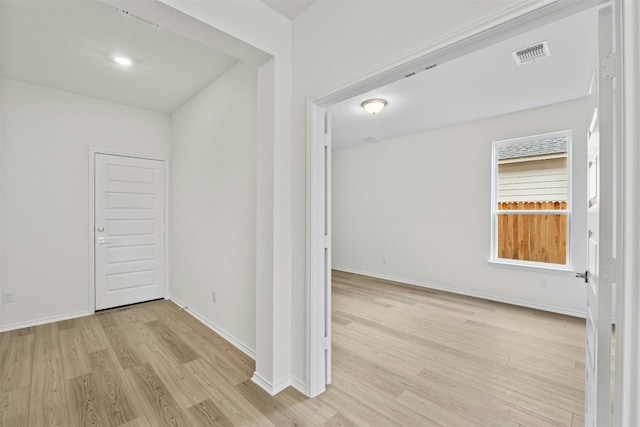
[324, 235, 330, 248]
[324, 336, 330, 350]
[323, 134, 330, 147]
[600, 257, 618, 285]
[601, 53, 617, 79]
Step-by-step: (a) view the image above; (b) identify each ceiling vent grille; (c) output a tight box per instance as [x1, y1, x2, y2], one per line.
[118, 9, 162, 30]
[512, 41, 551, 65]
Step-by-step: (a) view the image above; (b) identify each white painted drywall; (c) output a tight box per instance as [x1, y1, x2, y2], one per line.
[290, 0, 535, 386]
[170, 62, 257, 354]
[332, 98, 589, 315]
[159, 0, 292, 391]
[0, 77, 170, 329]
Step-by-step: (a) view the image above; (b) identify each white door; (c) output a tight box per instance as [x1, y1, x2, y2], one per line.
[582, 6, 617, 426]
[309, 102, 332, 396]
[95, 153, 166, 310]
[324, 110, 332, 385]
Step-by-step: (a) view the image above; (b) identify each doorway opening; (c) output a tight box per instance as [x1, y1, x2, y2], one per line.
[307, 2, 623, 425]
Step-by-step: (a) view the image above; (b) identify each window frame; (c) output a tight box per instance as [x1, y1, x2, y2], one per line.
[489, 130, 573, 272]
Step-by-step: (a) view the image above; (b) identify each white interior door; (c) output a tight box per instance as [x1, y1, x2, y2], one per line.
[95, 153, 166, 310]
[583, 6, 616, 426]
[308, 102, 332, 396]
[324, 110, 332, 385]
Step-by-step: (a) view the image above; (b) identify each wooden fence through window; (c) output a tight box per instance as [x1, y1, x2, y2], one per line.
[497, 201, 567, 265]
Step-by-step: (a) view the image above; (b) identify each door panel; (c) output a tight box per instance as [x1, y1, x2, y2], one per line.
[324, 110, 332, 385]
[583, 6, 616, 426]
[95, 154, 165, 310]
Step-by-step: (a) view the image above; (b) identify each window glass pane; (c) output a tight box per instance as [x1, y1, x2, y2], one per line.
[497, 135, 568, 209]
[496, 213, 567, 265]
[493, 131, 570, 266]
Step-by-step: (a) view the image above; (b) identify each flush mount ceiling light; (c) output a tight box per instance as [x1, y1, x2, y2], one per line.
[113, 56, 132, 66]
[361, 99, 387, 115]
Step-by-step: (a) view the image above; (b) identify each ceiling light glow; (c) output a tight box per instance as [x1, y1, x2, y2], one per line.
[361, 99, 387, 115]
[113, 56, 132, 66]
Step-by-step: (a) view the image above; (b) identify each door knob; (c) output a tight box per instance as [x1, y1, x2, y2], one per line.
[575, 270, 589, 283]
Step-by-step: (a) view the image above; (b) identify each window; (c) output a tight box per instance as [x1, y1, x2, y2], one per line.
[491, 131, 571, 268]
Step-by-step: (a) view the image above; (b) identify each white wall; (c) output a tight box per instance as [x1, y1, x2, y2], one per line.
[170, 62, 257, 354]
[0, 78, 170, 329]
[332, 98, 589, 315]
[158, 0, 293, 391]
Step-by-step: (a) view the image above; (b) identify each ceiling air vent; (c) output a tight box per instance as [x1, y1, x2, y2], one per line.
[512, 41, 551, 65]
[118, 9, 162, 30]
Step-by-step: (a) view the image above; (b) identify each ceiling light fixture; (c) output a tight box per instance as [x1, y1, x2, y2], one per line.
[361, 99, 387, 115]
[113, 56, 132, 66]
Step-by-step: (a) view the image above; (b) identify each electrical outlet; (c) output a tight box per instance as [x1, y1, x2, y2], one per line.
[539, 278, 548, 288]
[211, 291, 216, 303]
[2, 292, 15, 303]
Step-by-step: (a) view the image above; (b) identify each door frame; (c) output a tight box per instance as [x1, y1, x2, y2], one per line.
[306, 0, 640, 420]
[618, 0, 640, 424]
[88, 148, 170, 314]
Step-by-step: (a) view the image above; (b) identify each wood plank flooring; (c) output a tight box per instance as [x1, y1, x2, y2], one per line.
[0, 271, 586, 426]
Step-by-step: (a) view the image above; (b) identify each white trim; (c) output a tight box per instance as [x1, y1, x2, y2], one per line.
[290, 376, 306, 395]
[0, 309, 91, 333]
[487, 259, 575, 275]
[168, 295, 255, 360]
[306, 101, 328, 398]
[165, 159, 171, 313]
[334, 267, 586, 319]
[88, 150, 96, 314]
[251, 372, 291, 396]
[89, 148, 170, 314]
[324, 110, 333, 386]
[618, 0, 640, 425]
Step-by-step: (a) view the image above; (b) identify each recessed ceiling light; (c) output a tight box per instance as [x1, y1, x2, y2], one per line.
[361, 99, 387, 115]
[113, 56, 132, 66]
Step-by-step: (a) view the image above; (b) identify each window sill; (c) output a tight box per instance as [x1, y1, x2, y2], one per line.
[488, 259, 575, 275]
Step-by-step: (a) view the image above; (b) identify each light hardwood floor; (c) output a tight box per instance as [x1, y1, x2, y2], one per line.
[0, 271, 586, 426]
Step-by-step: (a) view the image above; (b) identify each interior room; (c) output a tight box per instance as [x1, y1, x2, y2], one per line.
[325, 9, 596, 425]
[0, 0, 261, 352]
[0, 0, 638, 426]
[330, 7, 595, 316]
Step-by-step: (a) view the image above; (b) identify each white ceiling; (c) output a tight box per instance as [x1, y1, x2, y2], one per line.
[0, 0, 240, 114]
[261, 0, 317, 20]
[331, 8, 598, 150]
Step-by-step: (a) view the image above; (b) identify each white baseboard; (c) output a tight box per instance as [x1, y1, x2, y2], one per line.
[333, 266, 586, 318]
[0, 309, 92, 332]
[168, 295, 256, 359]
[290, 376, 307, 395]
[251, 372, 291, 396]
